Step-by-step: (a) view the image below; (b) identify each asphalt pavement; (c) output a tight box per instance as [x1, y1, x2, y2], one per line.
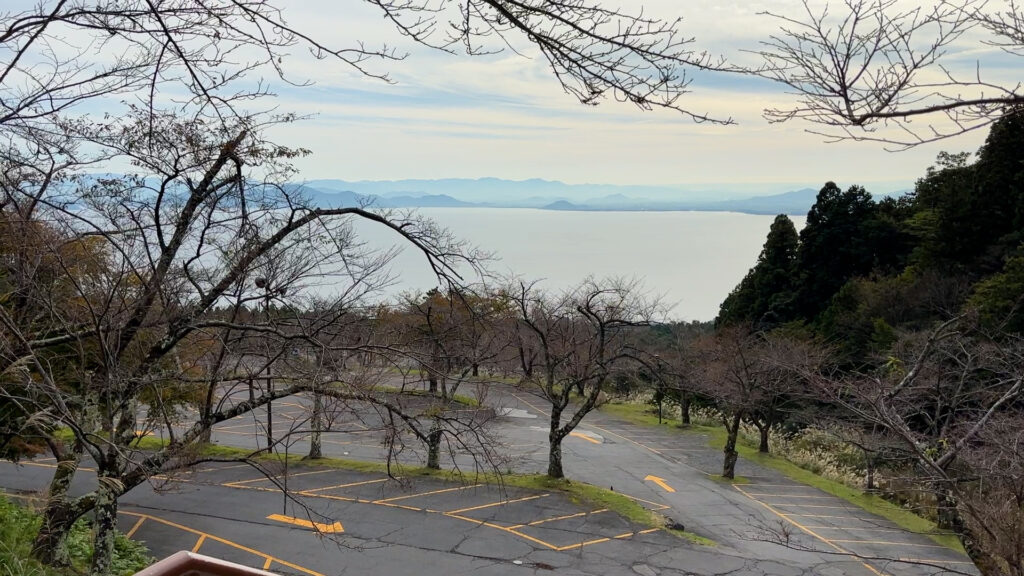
[0, 378, 977, 576]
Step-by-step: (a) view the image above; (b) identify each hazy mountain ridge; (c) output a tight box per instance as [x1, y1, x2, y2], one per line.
[294, 178, 883, 215]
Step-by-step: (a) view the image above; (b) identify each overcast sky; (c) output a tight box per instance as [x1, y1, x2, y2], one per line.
[259, 0, 1000, 193]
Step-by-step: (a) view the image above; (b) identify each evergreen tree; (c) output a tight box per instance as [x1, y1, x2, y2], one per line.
[794, 182, 880, 319]
[718, 214, 799, 327]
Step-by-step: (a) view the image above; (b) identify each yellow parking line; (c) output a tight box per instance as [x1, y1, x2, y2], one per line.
[119, 511, 324, 576]
[225, 469, 335, 487]
[445, 513, 560, 550]
[446, 494, 548, 515]
[831, 539, 947, 548]
[374, 501, 429, 512]
[125, 517, 147, 538]
[301, 478, 389, 494]
[554, 528, 660, 551]
[735, 485, 885, 576]
[783, 513, 876, 520]
[746, 494, 836, 499]
[191, 535, 206, 553]
[803, 526, 907, 533]
[898, 558, 975, 565]
[558, 536, 612, 550]
[767, 503, 857, 509]
[508, 392, 548, 417]
[509, 508, 609, 529]
[585, 422, 664, 456]
[263, 558, 273, 570]
[374, 484, 481, 503]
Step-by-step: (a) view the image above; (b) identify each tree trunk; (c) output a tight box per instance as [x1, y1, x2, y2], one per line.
[90, 475, 119, 576]
[472, 363, 479, 377]
[32, 451, 82, 566]
[196, 428, 212, 444]
[935, 485, 958, 530]
[679, 394, 691, 426]
[547, 406, 565, 478]
[547, 435, 565, 479]
[722, 413, 742, 479]
[426, 423, 443, 470]
[307, 391, 323, 460]
[865, 453, 876, 492]
[758, 424, 770, 453]
[264, 371, 273, 453]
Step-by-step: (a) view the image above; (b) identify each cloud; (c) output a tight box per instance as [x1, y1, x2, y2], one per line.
[255, 1, 993, 186]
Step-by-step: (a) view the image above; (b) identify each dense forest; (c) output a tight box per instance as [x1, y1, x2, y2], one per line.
[699, 110, 1024, 576]
[719, 110, 1024, 354]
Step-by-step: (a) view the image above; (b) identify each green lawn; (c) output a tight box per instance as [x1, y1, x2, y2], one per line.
[600, 402, 965, 553]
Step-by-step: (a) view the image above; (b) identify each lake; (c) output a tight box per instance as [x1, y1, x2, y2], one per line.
[355, 208, 805, 322]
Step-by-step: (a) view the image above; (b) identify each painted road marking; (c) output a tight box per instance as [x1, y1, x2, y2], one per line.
[831, 539, 948, 548]
[374, 484, 482, 503]
[508, 508, 609, 529]
[897, 558, 975, 565]
[445, 493, 549, 514]
[555, 528, 662, 551]
[444, 512, 560, 550]
[267, 513, 344, 533]
[767, 503, 859, 509]
[645, 475, 676, 493]
[585, 422, 663, 456]
[191, 535, 207, 552]
[803, 526, 910, 533]
[745, 493, 836, 499]
[569, 431, 602, 444]
[734, 485, 886, 576]
[125, 516, 147, 538]
[120, 511, 324, 576]
[226, 469, 335, 487]
[783, 513, 878, 520]
[300, 478, 389, 494]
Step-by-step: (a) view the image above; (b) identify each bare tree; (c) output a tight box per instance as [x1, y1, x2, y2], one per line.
[755, 0, 1024, 147]
[695, 327, 820, 478]
[808, 317, 1024, 576]
[509, 278, 657, 479]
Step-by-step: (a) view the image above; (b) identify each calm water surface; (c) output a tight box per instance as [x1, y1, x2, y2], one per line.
[356, 208, 805, 322]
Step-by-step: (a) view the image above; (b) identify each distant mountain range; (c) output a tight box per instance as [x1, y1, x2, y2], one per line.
[292, 178, 909, 215]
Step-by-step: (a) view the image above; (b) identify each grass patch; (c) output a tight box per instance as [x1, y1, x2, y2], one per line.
[600, 401, 965, 553]
[668, 527, 717, 546]
[0, 495, 151, 576]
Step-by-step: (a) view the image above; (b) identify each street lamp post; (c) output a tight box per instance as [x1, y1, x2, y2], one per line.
[255, 278, 276, 453]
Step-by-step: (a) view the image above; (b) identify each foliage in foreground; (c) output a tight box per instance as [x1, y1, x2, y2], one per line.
[0, 496, 151, 576]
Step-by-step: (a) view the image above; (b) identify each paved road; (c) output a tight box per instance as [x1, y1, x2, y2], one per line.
[0, 378, 976, 576]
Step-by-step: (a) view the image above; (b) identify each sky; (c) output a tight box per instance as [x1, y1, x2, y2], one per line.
[251, 0, 1008, 194]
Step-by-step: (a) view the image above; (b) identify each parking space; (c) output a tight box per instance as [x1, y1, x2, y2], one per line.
[203, 464, 675, 553]
[734, 482, 973, 576]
